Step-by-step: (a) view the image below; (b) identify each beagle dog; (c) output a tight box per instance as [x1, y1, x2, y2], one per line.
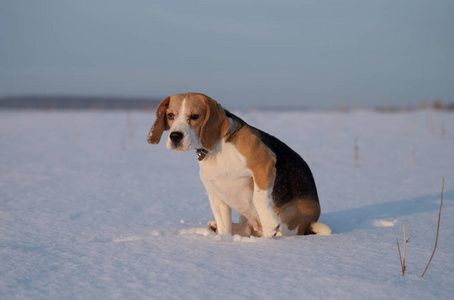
[147, 93, 330, 237]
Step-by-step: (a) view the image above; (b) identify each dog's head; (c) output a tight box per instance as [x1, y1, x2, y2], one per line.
[147, 93, 230, 152]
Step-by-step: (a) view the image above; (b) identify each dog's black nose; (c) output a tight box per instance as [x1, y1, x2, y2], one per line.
[169, 131, 184, 143]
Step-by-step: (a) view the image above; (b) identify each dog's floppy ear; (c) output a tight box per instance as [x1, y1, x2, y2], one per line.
[147, 97, 170, 144]
[200, 97, 230, 150]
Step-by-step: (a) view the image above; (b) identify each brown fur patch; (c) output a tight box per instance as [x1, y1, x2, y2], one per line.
[200, 96, 230, 150]
[166, 95, 185, 116]
[276, 199, 321, 235]
[147, 97, 170, 144]
[230, 126, 276, 191]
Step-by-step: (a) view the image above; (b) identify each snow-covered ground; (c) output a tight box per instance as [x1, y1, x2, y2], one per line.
[1, 109, 453, 299]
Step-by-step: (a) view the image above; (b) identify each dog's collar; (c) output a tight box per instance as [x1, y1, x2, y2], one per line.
[195, 148, 209, 161]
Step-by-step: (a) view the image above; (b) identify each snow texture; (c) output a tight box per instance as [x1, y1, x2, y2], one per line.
[1, 109, 453, 299]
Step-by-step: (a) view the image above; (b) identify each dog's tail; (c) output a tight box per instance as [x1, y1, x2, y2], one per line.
[311, 222, 332, 235]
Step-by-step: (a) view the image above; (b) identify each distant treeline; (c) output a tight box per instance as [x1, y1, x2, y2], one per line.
[375, 101, 454, 113]
[1, 95, 453, 112]
[0, 96, 161, 110]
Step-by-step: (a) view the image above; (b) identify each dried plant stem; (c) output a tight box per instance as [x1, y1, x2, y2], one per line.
[396, 224, 409, 276]
[397, 238, 403, 272]
[421, 178, 444, 277]
[402, 224, 407, 276]
[402, 224, 410, 276]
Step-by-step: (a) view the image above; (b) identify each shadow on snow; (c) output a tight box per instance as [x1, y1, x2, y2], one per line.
[322, 190, 453, 233]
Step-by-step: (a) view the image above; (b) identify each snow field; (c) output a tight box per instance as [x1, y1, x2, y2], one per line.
[0, 109, 453, 299]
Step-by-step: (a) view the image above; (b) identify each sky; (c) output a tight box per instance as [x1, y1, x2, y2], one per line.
[1, 0, 453, 109]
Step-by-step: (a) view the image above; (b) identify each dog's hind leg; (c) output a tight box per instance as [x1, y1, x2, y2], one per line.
[276, 199, 321, 236]
[208, 215, 255, 237]
[232, 215, 255, 237]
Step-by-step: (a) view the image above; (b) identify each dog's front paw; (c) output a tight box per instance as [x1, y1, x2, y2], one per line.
[262, 222, 281, 238]
[207, 220, 217, 233]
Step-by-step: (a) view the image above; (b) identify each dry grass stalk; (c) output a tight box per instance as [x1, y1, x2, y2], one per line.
[396, 238, 403, 273]
[396, 224, 410, 276]
[403, 224, 409, 275]
[421, 178, 444, 277]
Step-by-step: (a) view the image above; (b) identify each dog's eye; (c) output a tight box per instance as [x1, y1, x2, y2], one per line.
[167, 113, 174, 120]
[190, 114, 199, 120]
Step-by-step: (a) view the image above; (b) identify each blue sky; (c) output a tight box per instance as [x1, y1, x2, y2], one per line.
[1, 0, 453, 109]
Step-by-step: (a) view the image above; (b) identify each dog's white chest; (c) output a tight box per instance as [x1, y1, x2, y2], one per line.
[200, 143, 250, 180]
[199, 142, 256, 215]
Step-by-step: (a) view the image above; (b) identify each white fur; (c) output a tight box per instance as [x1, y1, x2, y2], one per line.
[166, 99, 202, 151]
[311, 222, 332, 235]
[277, 222, 331, 236]
[280, 223, 299, 236]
